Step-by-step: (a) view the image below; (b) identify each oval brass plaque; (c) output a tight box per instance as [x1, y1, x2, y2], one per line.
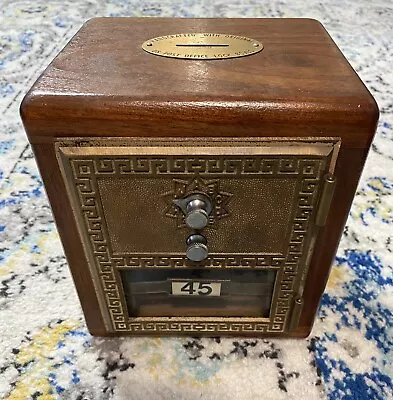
[142, 33, 263, 60]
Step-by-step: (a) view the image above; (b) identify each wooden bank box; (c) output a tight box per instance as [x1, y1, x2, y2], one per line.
[20, 18, 378, 337]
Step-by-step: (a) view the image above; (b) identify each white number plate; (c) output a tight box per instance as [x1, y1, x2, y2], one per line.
[171, 280, 221, 297]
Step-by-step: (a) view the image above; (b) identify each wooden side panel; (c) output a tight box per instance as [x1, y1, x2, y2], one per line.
[31, 143, 108, 335]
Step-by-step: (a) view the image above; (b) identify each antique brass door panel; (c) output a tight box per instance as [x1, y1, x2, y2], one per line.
[56, 137, 339, 335]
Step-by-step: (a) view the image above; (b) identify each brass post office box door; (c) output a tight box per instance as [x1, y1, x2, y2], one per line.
[56, 137, 339, 335]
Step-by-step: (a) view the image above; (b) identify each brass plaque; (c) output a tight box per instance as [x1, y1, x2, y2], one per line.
[141, 33, 263, 60]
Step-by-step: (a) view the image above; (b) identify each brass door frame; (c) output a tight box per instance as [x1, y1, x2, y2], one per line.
[56, 137, 340, 335]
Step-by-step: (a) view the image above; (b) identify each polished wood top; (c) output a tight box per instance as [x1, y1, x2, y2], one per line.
[21, 18, 378, 145]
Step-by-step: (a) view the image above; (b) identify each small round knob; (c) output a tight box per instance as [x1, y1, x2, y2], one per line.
[186, 234, 208, 261]
[185, 199, 209, 230]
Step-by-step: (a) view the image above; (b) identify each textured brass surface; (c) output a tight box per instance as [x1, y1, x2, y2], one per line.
[56, 137, 339, 334]
[98, 176, 295, 254]
[142, 33, 263, 60]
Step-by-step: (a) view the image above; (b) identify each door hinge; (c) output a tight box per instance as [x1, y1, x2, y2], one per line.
[315, 175, 336, 227]
[289, 296, 304, 331]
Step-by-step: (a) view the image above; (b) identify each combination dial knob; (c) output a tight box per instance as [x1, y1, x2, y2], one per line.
[173, 194, 212, 230]
[186, 234, 208, 261]
[185, 198, 209, 230]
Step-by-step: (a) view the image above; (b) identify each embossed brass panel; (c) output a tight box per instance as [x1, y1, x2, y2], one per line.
[98, 176, 296, 254]
[56, 137, 340, 335]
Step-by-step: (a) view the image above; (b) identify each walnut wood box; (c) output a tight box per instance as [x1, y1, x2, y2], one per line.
[20, 18, 378, 337]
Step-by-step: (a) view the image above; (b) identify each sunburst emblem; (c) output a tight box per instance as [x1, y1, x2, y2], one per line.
[162, 176, 232, 228]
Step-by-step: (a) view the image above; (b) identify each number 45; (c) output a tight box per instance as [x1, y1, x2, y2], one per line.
[180, 281, 213, 296]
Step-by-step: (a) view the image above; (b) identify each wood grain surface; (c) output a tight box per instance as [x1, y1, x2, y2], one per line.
[21, 18, 378, 147]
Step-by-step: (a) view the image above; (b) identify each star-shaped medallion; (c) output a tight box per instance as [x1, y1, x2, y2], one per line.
[162, 176, 232, 228]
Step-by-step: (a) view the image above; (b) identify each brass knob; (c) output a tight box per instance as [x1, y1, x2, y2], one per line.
[173, 194, 212, 230]
[186, 234, 208, 261]
[185, 199, 209, 230]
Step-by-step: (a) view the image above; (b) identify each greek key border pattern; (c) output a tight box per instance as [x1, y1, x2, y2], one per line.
[71, 156, 323, 177]
[66, 154, 326, 334]
[111, 254, 286, 268]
